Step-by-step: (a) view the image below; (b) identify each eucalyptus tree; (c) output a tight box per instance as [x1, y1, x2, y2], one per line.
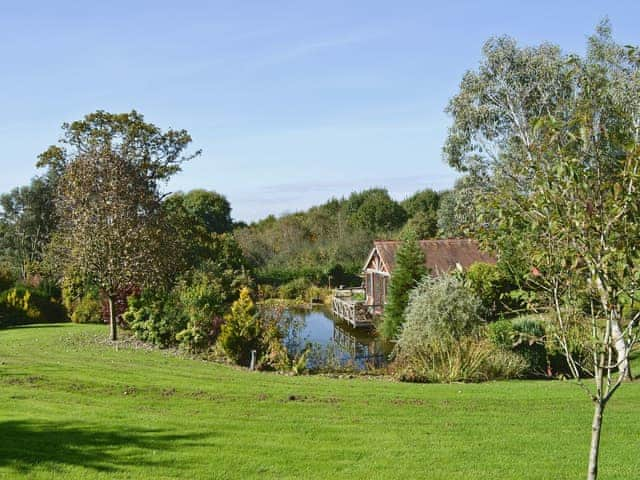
[0, 174, 57, 279]
[445, 22, 640, 479]
[50, 111, 199, 340]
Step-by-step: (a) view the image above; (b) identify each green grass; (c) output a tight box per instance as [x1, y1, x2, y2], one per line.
[1, 324, 640, 479]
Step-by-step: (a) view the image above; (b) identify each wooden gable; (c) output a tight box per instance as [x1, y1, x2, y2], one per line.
[363, 247, 389, 275]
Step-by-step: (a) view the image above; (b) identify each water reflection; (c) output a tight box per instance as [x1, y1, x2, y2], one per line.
[278, 308, 391, 370]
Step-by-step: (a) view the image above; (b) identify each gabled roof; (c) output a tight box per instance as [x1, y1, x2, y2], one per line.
[364, 238, 496, 275]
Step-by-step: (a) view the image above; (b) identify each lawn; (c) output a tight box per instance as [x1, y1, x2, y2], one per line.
[1, 324, 639, 479]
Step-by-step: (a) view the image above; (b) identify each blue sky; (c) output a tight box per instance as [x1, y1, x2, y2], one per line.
[2, 1, 639, 221]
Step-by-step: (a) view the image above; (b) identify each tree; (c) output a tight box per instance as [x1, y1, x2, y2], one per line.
[436, 176, 479, 238]
[0, 174, 58, 279]
[381, 228, 427, 339]
[53, 148, 175, 341]
[402, 188, 440, 215]
[167, 190, 233, 235]
[444, 22, 640, 479]
[37, 110, 200, 181]
[50, 111, 198, 341]
[344, 188, 407, 233]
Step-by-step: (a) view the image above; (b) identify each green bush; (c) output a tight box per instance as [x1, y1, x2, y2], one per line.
[487, 316, 549, 376]
[400, 274, 482, 344]
[124, 291, 188, 347]
[511, 317, 547, 375]
[217, 288, 266, 366]
[0, 286, 67, 327]
[0, 268, 16, 292]
[71, 290, 102, 324]
[487, 319, 515, 349]
[174, 265, 238, 352]
[466, 262, 515, 320]
[278, 277, 312, 300]
[392, 275, 525, 383]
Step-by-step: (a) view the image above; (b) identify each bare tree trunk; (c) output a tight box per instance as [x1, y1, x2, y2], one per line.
[611, 320, 632, 380]
[587, 401, 604, 480]
[108, 296, 117, 341]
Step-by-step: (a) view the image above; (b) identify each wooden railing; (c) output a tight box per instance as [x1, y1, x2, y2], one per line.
[331, 295, 380, 328]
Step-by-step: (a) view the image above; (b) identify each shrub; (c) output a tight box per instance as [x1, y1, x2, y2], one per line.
[487, 316, 549, 377]
[124, 291, 188, 347]
[278, 277, 312, 300]
[174, 266, 237, 352]
[466, 262, 515, 320]
[217, 288, 265, 366]
[0, 267, 16, 292]
[487, 319, 515, 349]
[400, 274, 483, 344]
[71, 290, 102, 323]
[0, 286, 67, 327]
[395, 335, 527, 383]
[511, 317, 547, 375]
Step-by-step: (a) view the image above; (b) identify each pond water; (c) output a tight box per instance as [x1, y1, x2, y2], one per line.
[279, 308, 392, 370]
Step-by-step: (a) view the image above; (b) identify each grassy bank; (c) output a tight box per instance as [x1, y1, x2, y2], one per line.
[1, 323, 640, 479]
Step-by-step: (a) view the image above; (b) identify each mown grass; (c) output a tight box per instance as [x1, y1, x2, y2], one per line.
[1, 323, 640, 479]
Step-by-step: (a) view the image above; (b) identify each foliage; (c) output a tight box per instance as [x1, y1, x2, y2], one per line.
[465, 262, 515, 320]
[0, 285, 67, 327]
[174, 262, 242, 352]
[343, 188, 407, 233]
[436, 177, 479, 238]
[399, 274, 482, 346]
[0, 267, 16, 292]
[235, 188, 409, 291]
[395, 334, 527, 383]
[0, 174, 58, 280]
[511, 317, 547, 375]
[381, 229, 427, 339]
[402, 211, 438, 239]
[217, 288, 265, 366]
[277, 277, 312, 300]
[70, 290, 102, 324]
[37, 110, 201, 180]
[123, 291, 186, 347]
[50, 111, 197, 340]
[167, 190, 233, 235]
[445, 23, 640, 477]
[401, 189, 441, 218]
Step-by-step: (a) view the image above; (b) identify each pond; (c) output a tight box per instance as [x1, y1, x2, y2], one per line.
[279, 307, 392, 370]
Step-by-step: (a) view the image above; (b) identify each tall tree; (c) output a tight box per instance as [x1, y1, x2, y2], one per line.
[54, 149, 174, 340]
[381, 228, 427, 339]
[0, 174, 57, 279]
[37, 110, 200, 181]
[50, 111, 198, 340]
[445, 22, 640, 479]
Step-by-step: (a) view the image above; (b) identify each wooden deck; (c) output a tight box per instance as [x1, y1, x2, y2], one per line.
[331, 288, 380, 328]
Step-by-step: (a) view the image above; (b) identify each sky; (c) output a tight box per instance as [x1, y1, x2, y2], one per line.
[2, 1, 640, 222]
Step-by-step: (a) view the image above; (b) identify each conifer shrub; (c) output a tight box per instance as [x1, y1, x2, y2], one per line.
[381, 229, 427, 339]
[217, 288, 265, 366]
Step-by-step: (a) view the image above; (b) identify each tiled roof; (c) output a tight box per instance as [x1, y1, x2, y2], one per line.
[371, 238, 496, 274]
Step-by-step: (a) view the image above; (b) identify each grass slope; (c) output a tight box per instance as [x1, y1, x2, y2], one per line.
[1, 324, 640, 479]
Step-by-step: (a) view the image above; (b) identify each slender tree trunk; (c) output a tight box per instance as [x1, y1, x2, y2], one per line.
[587, 401, 604, 480]
[611, 320, 632, 380]
[108, 295, 117, 341]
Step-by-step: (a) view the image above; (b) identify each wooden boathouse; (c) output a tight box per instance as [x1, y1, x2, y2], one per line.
[332, 238, 495, 327]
